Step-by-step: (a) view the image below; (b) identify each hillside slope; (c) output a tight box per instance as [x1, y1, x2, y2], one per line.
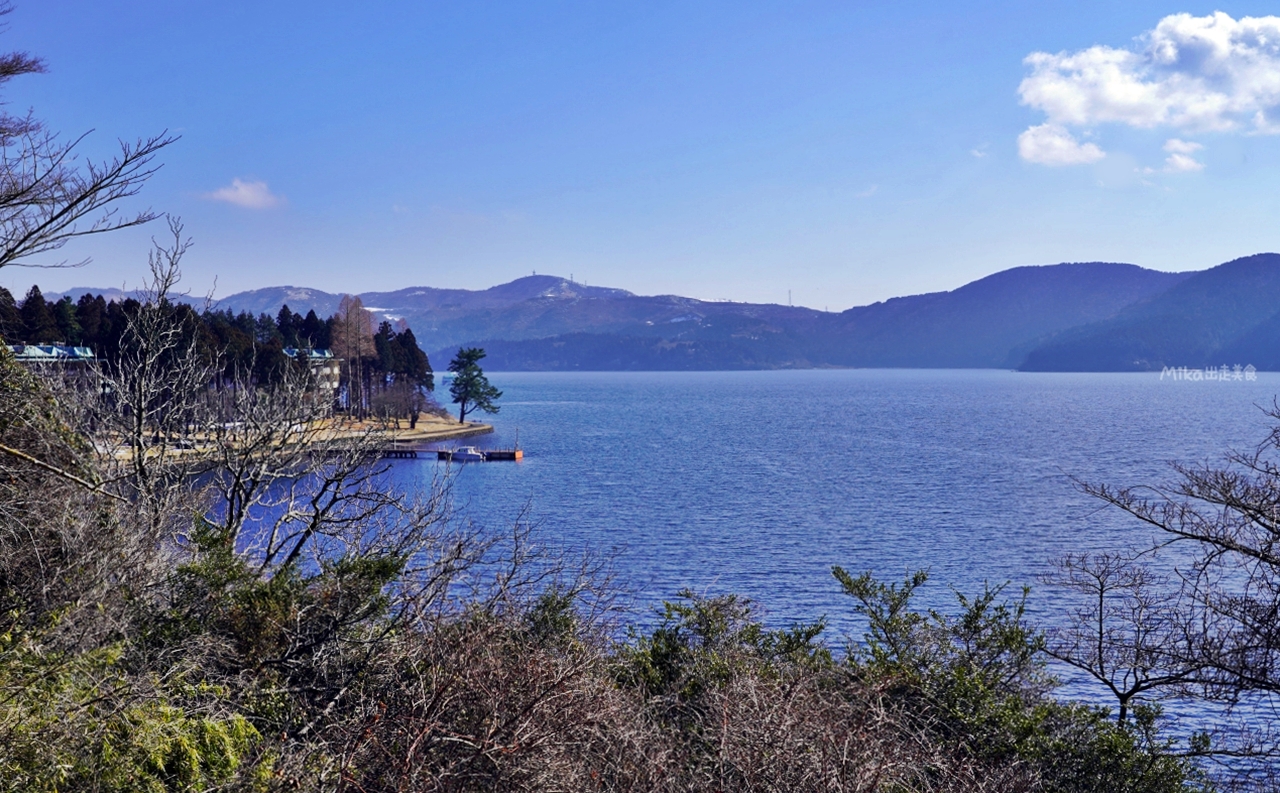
[1019, 254, 1280, 371]
[824, 262, 1190, 368]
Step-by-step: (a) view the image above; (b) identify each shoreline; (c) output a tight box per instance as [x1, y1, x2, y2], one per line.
[106, 412, 495, 461]
[382, 414, 495, 446]
[318, 412, 495, 447]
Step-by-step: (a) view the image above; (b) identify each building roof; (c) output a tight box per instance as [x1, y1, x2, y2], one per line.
[5, 344, 96, 361]
[284, 347, 335, 360]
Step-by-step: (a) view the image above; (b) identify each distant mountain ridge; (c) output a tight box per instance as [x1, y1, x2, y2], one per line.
[49, 255, 1280, 371]
[456, 262, 1189, 371]
[823, 263, 1191, 368]
[1019, 254, 1280, 371]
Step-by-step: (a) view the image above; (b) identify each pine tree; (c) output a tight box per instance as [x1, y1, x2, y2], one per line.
[398, 328, 433, 391]
[19, 285, 58, 342]
[276, 304, 300, 347]
[75, 294, 107, 349]
[448, 347, 501, 424]
[54, 296, 82, 345]
[0, 286, 19, 341]
[300, 309, 327, 348]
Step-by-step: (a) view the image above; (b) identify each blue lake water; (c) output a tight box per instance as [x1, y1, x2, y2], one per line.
[393, 369, 1280, 634]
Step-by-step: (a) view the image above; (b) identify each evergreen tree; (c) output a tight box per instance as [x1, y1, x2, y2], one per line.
[398, 328, 433, 390]
[448, 347, 501, 424]
[255, 312, 281, 344]
[0, 286, 18, 342]
[373, 321, 403, 384]
[252, 336, 292, 386]
[276, 304, 301, 347]
[54, 296, 82, 345]
[75, 293, 107, 349]
[232, 311, 256, 339]
[99, 299, 132, 362]
[202, 308, 256, 383]
[19, 285, 58, 342]
[300, 309, 328, 348]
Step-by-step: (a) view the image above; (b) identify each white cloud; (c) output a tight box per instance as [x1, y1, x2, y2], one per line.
[1163, 138, 1202, 155]
[1254, 110, 1280, 134]
[1163, 153, 1204, 172]
[1162, 138, 1205, 171]
[1017, 12, 1280, 165]
[1017, 124, 1106, 165]
[203, 178, 284, 209]
[855, 184, 878, 198]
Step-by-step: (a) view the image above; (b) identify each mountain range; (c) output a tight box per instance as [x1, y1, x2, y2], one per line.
[50, 253, 1280, 371]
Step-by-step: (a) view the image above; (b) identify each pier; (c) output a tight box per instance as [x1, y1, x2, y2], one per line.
[436, 447, 523, 462]
[375, 445, 523, 462]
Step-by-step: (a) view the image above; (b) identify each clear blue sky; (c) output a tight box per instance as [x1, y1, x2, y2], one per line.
[4, 1, 1280, 309]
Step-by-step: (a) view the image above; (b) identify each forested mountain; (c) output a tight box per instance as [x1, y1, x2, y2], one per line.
[423, 263, 1188, 370]
[35, 255, 1280, 371]
[203, 276, 826, 360]
[821, 262, 1190, 368]
[1019, 254, 1280, 371]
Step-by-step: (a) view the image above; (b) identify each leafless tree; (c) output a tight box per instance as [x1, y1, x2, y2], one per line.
[85, 219, 211, 538]
[1042, 551, 1209, 723]
[0, 3, 173, 271]
[1060, 406, 1280, 781]
[371, 379, 432, 429]
[330, 294, 377, 417]
[0, 127, 173, 270]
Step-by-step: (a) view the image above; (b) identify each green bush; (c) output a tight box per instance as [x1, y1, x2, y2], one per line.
[835, 567, 1206, 793]
[0, 626, 263, 792]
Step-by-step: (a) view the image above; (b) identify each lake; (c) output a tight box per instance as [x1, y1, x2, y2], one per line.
[393, 369, 1280, 634]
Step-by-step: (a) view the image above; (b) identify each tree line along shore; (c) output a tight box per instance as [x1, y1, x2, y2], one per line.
[1, 284, 438, 421]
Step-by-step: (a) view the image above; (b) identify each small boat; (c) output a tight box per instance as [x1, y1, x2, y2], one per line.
[448, 446, 486, 462]
[435, 446, 523, 462]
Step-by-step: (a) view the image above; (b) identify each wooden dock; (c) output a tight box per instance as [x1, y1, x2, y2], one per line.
[435, 447, 523, 462]
[377, 445, 523, 462]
